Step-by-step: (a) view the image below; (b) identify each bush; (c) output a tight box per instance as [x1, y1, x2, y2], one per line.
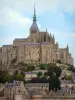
[40, 64, 48, 69]
[39, 77, 48, 83]
[65, 75, 71, 80]
[37, 72, 42, 78]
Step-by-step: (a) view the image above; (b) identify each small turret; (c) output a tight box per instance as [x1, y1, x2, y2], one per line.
[49, 33, 53, 43]
[67, 44, 69, 53]
[52, 34, 55, 44]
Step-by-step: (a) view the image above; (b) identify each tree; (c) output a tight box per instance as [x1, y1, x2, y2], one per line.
[14, 70, 18, 75]
[13, 70, 25, 82]
[47, 64, 61, 77]
[39, 76, 48, 83]
[20, 71, 25, 77]
[13, 74, 24, 81]
[47, 64, 54, 77]
[44, 72, 48, 76]
[0, 70, 10, 83]
[40, 64, 48, 69]
[8, 75, 14, 83]
[48, 75, 60, 91]
[54, 67, 61, 77]
[26, 64, 35, 71]
[37, 72, 42, 78]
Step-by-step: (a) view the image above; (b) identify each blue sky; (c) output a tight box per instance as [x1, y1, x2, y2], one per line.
[0, 0, 75, 66]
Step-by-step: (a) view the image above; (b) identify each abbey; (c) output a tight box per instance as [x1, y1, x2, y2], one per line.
[0, 5, 73, 66]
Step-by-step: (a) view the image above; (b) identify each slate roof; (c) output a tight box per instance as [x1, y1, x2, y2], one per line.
[30, 21, 39, 31]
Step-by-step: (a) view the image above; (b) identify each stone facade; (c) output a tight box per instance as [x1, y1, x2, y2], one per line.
[0, 5, 73, 66]
[0, 81, 30, 100]
[25, 83, 49, 92]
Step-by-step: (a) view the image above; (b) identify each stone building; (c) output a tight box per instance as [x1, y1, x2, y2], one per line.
[0, 81, 30, 100]
[0, 5, 73, 67]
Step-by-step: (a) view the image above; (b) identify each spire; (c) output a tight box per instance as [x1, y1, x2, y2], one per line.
[33, 2, 36, 21]
[30, 3, 39, 32]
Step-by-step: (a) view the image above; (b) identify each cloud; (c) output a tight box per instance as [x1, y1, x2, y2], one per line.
[0, 0, 75, 16]
[0, 6, 41, 46]
[60, 0, 75, 13]
[0, 7, 32, 27]
[10, 0, 75, 14]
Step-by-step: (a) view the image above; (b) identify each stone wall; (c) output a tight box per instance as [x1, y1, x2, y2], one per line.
[44, 96, 75, 100]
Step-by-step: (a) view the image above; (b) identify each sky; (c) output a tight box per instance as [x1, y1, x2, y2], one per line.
[0, 0, 75, 66]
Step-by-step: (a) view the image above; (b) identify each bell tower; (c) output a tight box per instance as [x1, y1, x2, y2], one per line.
[30, 3, 39, 42]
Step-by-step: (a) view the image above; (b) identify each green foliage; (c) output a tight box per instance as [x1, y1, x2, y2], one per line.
[13, 70, 25, 81]
[65, 75, 71, 80]
[48, 75, 60, 91]
[20, 71, 25, 77]
[39, 76, 48, 83]
[37, 72, 42, 78]
[26, 64, 35, 71]
[0, 69, 25, 83]
[13, 74, 24, 81]
[47, 64, 61, 77]
[47, 65, 54, 77]
[44, 72, 48, 76]
[0, 70, 10, 83]
[40, 64, 48, 69]
[54, 67, 61, 77]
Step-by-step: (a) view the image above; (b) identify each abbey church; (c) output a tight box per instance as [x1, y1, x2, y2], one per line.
[0, 5, 73, 66]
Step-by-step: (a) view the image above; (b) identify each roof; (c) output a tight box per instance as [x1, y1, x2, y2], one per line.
[13, 38, 28, 41]
[18, 42, 50, 45]
[3, 45, 12, 47]
[30, 21, 39, 31]
[5, 81, 21, 88]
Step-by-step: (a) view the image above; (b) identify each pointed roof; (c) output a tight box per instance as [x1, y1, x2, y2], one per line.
[30, 3, 39, 31]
